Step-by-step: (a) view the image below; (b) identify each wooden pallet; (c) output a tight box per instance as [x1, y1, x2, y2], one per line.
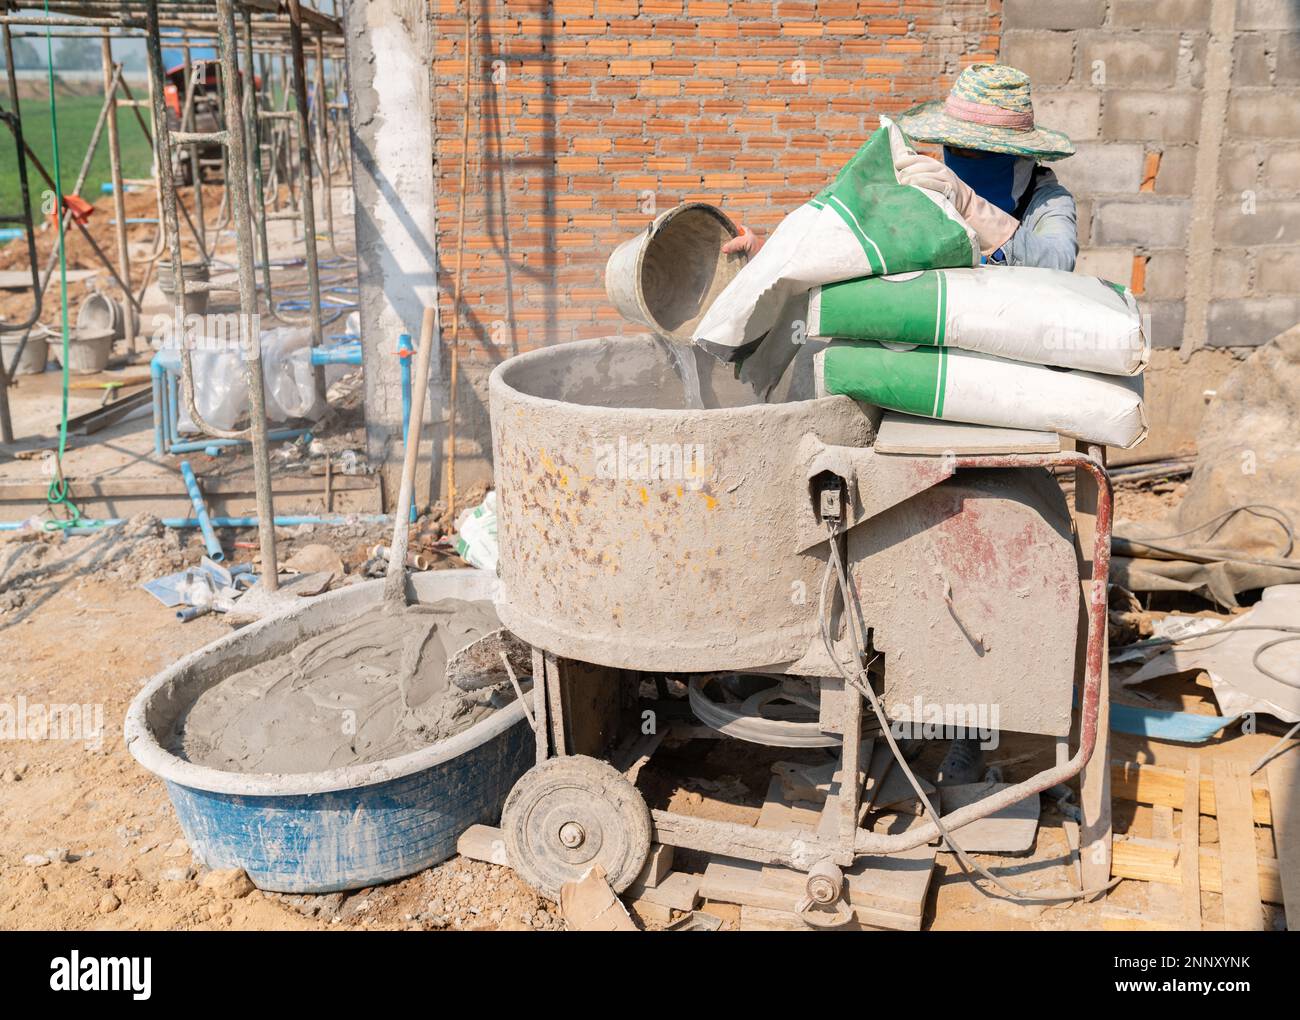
[1107, 757, 1298, 930]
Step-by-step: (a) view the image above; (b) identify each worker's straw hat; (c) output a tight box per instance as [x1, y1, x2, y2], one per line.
[895, 63, 1075, 161]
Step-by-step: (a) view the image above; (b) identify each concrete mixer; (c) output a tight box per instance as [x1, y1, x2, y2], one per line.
[487, 205, 1111, 919]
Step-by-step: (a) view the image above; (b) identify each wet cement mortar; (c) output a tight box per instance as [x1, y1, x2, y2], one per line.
[170, 598, 508, 773]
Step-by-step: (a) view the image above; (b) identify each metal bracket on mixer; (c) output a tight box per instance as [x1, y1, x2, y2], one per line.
[794, 435, 955, 553]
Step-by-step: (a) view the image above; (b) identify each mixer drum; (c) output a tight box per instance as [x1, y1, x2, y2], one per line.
[490, 334, 878, 673]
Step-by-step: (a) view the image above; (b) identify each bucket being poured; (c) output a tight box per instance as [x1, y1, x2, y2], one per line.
[604, 202, 748, 342]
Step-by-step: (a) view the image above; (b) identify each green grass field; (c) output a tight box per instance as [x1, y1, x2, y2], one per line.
[0, 95, 154, 220]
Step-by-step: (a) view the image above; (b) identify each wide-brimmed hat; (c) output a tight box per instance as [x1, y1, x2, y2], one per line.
[895, 63, 1075, 161]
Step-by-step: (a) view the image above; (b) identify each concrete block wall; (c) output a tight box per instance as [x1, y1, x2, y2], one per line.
[1010, 0, 1300, 352]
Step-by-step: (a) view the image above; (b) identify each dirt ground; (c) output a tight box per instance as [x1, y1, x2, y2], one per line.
[5, 470, 1287, 933]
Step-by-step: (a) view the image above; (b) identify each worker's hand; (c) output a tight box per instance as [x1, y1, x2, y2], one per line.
[722, 223, 762, 257]
[894, 152, 963, 206]
[894, 152, 1019, 257]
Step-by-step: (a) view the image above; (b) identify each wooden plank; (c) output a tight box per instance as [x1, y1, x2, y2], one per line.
[1212, 759, 1266, 930]
[1100, 909, 1184, 931]
[1111, 759, 1272, 826]
[632, 844, 674, 891]
[1266, 759, 1300, 931]
[700, 858, 922, 931]
[739, 904, 875, 931]
[625, 870, 700, 912]
[874, 412, 1060, 455]
[1181, 759, 1202, 930]
[456, 824, 510, 866]
[939, 781, 1040, 853]
[1146, 806, 1183, 921]
[1111, 837, 1283, 904]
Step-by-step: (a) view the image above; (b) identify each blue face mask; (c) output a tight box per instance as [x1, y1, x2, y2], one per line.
[943, 147, 1020, 213]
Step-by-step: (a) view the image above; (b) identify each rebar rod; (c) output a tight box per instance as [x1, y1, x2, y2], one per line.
[100, 29, 135, 349]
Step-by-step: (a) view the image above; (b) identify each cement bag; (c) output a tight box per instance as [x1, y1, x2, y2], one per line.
[814, 340, 1148, 448]
[692, 116, 978, 361]
[807, 265, 1149, 376]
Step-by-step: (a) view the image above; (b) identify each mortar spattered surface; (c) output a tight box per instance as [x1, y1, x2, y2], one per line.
[169, 598, 510, 774]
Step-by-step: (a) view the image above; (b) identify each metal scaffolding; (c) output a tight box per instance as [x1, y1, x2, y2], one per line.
[0, 1, 348, 586]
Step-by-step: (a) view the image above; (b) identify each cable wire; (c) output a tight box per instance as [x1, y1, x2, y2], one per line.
[817, 518, 1120, 903]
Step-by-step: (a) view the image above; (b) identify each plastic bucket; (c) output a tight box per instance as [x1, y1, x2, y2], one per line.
[604, 202, 747, 341]
[158, 260, 210, 316]
[124, 568, 533, 894]
[77, 291, 125, 341]
[0, 334, 48, 375]
[53, 327, 116, 375]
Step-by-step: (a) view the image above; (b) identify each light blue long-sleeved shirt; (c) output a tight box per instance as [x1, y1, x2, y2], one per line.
[1001, 167, 1078, 272]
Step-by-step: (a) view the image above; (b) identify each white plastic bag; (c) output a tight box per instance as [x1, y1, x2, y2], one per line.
[173, 326, 325, 434]
[454, 491, 498, 572]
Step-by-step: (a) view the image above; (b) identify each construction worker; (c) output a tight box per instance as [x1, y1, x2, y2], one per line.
[721, 64, 1079, 784]
[725, 63, 1078, 274]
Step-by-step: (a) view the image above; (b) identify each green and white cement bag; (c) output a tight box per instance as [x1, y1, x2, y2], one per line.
[692, 117, 979, 361]
[814, 341, 1148, 449]
[807, 265, 1149, 376]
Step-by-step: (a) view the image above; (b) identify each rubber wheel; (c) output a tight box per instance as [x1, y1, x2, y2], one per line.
[501, 755, 652, 900]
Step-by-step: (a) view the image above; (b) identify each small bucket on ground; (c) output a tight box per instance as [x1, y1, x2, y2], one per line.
[55, 327, 115, 375]
[0, 333, 48, 375]
[77, 291, 126, 341]
[604, 202, 747, 342]
[158, 260, 211, 317]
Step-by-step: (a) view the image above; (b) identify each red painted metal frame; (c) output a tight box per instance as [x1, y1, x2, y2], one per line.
[852, 449, 1113, 854]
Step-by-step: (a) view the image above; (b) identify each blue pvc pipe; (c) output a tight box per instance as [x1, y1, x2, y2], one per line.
[397, 333, 417, 523]
[398, 333, 412, 446]
[178, 461, 225, 562]
[150, 356, 165, 457]
[310, 344, 362, 366]
[161, 514, 390, 528]
[167, 429, 305, 454]
[1, 514, 390, 533]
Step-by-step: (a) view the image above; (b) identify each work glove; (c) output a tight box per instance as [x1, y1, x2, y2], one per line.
[721, 223, 762, 256]
[894, 152, 1019, 257]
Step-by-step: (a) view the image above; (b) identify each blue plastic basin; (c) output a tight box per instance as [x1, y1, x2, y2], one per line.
[125, 569, 532, 893]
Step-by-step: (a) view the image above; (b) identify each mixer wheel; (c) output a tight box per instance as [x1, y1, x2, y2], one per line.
[501, 755, 652, 901]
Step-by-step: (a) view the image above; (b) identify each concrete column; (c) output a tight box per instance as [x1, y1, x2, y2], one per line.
[341, 0, 442, 508]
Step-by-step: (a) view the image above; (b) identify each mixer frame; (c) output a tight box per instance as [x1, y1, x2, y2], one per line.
[499, 448, 1112, 917]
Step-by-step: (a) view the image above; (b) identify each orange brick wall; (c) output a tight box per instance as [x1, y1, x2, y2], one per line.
[430, 0, 1001, 360]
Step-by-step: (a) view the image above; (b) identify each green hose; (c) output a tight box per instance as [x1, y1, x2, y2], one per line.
[39, 2, 82, 532]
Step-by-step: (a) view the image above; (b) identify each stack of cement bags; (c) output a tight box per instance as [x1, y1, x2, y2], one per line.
[693, 118, 1149, 448]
